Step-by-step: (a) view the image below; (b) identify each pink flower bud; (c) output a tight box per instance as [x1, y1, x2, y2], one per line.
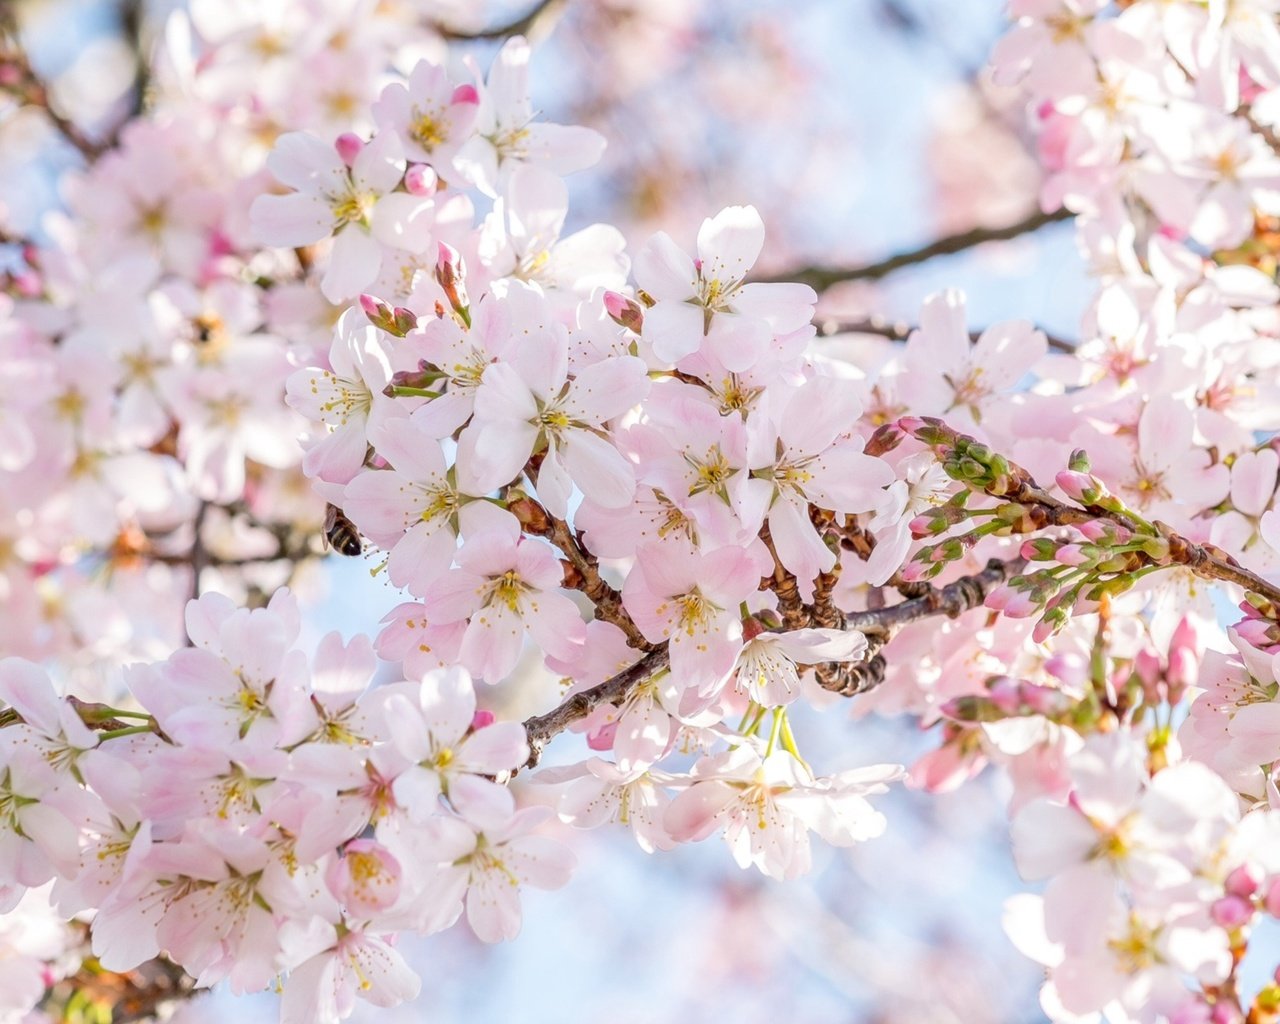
[1226, 863, 1262, 898]
[603, 290, 644, 333]
[404, 164, 438, 196]
[470, 709, 495, 730]
[452, 83, 480, 105]
[1055, 468, 1103, 504]
[1133, 648, 1162, 691]
[335, 132, 364, 167]
[1054, 543, 1091, 567]
[1210, 894, 1253, 929]
[360, 292, 387, 319]
[326, 839, 402, 917]
[1211, 1003, 1243, 1024]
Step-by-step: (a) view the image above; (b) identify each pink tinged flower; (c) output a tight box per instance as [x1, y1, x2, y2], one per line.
[280, 927, 421, 1024]
[372, 59, 480, 165]
[374, 602, 467, 679]
[0, 657, 99, 768]
[250, 131, 429, 302]
[903, 289, 1047, 427]
[343, 417, 517, 597]
[623, 544, 771, 695]
[0, 739, 88, 891]
[127, 589, 316, 747]
[307, 631, 382, 745]
[485, 166, 628, 293]
[422, 808, 576, 943]
[465, 329, 648, 515]
[734, 628, 869, 707]
[664, 747, 898, 880]
[453, 36, 606, 198]
[325, 840, 402, 919]
[746, 376, 894, 595]
[383, 666, 528, 827]
[539, 758, 677, 853]
[632, 205, 815, 372]
[422, 523, 586, 682]
[403, 299, 514, 441]
[287, 309, 397, 485]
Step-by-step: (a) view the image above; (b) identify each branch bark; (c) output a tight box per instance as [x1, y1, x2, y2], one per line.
[817, 315, 1077, 353]
[756, 207, 1073, 291]
[520, 557, 1022, 766]
[434, 0, 567, 41]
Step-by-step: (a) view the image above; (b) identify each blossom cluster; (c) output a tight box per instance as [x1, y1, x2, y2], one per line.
[4, 0, 1280, 1021]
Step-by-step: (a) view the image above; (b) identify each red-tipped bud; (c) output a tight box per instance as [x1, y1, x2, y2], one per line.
[404, 164, 437, 196]
[470, 709, 495, 730]
[1225, 862, 1263, 898]
[452, 83, 480, 105]
[436, 241, 470, 323]
[335, 132, 364, 167]
[603, 290, 644, 333]
[1210, 894, 1254, 929]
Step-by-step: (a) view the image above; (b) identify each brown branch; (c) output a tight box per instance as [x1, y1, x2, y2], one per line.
[0, 19, 104, 159]
[756, 207, 1073, 291]
[520, 557, 1024, 764]
[816, 315, 1077, 353]
[434, 0, 567, 41]
[909, 417, 1280, 609]
[523, 645, 669, 767]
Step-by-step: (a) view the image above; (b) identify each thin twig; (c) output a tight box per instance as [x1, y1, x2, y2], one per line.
[755, 207, 1073, 291]
[817, 315, 1077, 353]
[520, 558, 1023, 765]
[434, 0, 567, 41]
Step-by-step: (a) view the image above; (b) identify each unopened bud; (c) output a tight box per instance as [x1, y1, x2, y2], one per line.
[470, 709, 495, 730]
[603, 290, 644, 333]
[1225, 862, 1263, 898]
[404, 164, 438, 196]
[1210, 894, 1254, 929]
[452, 83, 480, 105]
[435, 242, 470, 325]
[335, 132, 364, 167]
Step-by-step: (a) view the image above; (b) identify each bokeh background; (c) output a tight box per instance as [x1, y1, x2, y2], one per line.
[2, 0, 1108, 1020]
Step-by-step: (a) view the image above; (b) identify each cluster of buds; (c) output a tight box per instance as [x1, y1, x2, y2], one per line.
[898, 417, 1028, 497]
[1236, 593, 1280, 653]
[360, 293, 419, 337]
[939, 674, 1076, 724]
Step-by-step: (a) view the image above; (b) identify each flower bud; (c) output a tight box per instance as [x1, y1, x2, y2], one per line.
[452, 83, 480, 105]
[1225, 862, 1262, 898]
[471, 709, 495, 730]
[404, 164, 438, 196]
[603, 290, 644, 333]
[1210, 895, 1254, 929]
[436, 241, 470, 324]
[335, 132, 364, 167]
[1056, 468, 1106, 505]
[1067, 448, 1092, 473]
[1265, 878, 1280, 917]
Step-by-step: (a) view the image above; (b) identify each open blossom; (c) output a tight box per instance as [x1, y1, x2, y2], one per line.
[623, 543, 771, 696]
[372, 59, 479, 167]
[422, 521, 586, 682]
[250, 131, 430, 302]
[633, 204, 815, 371]
[383, 666, 529, 828]
[665, 747, 900, 880]
[286, 309, 398, 485]
[745, 375, 894, 595]
[281, 926, 421, 1024]
[734, 627, 869, 707]
[464, 332, 648, 515]
[418, 808, 575, 943]
[453, 37, 605, 197]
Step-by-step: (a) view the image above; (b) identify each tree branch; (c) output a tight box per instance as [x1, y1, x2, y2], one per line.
[756, 207, 1073, 291]
[0, 18, 104, 159]
[520, 557, 1023, 765]
[434, 0, 567, 41]
[816, 315, 1077, 353]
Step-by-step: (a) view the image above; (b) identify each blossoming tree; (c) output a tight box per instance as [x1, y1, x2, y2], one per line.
[3, 0, 1280, 1021]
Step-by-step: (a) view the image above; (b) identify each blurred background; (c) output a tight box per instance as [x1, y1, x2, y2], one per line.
[0, 0, 1100, 1020]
